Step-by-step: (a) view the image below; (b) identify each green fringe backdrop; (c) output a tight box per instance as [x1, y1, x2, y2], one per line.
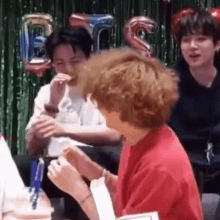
[0, 0, 218, 155]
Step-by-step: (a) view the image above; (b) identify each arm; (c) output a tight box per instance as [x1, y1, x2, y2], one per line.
[0, 137, 24, 217]
[60, 124, 122, 146]
[27, 116, 123, 151]
[62, 145, 118, 204]
[47, 158, 100, 220]
[25, 85, 52, 156]
[71, 185, 100, 220]
[2, 212, 13, 220]
[82, 156, 118, 204]
[25, 127, 50, 156]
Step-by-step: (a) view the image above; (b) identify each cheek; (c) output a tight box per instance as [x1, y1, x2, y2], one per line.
[53, 65, 63, 73]
[181, 49, 189, 60]
[202, 47, 216, 59]
[180, 44, 188, 56]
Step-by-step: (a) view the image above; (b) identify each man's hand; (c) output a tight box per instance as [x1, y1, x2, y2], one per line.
[32, 115, 65, 139]
[49, 73, 72, 107]
[47, 157, 89, 200]
[61, 145, 103, 181]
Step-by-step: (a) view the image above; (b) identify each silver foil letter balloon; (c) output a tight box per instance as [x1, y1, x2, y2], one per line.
[20, 14, 53, 77]
[123, 16, 158, 57]
[68, 13, 114, 52]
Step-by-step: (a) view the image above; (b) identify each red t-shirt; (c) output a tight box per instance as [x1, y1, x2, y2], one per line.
[115, 125, 202, 220]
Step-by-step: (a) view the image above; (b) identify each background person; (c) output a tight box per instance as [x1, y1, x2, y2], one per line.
[0, 135, 24, 220]
[14, 26, 122, 220]
[169, 9, 220, 194]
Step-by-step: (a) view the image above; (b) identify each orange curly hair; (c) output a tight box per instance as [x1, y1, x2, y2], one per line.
[80, 48, 179, 130]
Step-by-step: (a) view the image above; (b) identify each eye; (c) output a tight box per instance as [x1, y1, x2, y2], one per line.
[71, 59, 82, 65]
[197, 37, 206, 42]
[182, 38, 190, 43]
[56, 62, 64, 65]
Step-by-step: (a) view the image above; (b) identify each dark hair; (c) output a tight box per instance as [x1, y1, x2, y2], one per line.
[45, 26, 93, 61]
[175, 9, 220, 46]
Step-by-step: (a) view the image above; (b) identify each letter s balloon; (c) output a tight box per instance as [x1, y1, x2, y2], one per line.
[123, 16, 158, 57]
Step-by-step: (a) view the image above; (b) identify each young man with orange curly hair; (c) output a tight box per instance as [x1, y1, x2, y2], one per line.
[47, 48, 202, 220]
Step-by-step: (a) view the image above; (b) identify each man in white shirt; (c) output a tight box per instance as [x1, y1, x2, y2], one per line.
[14, 27, 122, 220]
[0, 135, 24, 220]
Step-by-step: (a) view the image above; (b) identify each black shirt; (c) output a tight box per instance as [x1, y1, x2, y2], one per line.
[169, 59, 220, 170]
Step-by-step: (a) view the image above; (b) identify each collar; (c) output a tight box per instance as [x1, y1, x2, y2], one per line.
[174, 58, 220, 90]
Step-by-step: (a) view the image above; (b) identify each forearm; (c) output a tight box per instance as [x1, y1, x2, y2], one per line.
[61, 125, 122, 146]
[73, 187, 100, 220]
[2, 211, 13, 220]
[85, 159, 118, 205]
[25, 128, 49, 156]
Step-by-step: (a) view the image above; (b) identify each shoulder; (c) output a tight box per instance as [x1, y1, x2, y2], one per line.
[34, 84, 50, 104]
[37, 84, 50, 96]
[81, 98, 106, 125]
[140, 127, 192, 175]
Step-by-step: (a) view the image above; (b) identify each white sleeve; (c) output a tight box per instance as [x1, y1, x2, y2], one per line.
[81, 98, 106, 126]
[0, 137, 24, 215]
[26, 84, 50, 131]
[97, 109, 106, 126]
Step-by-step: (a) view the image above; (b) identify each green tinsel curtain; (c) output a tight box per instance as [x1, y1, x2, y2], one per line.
[0, 0, 219, 155]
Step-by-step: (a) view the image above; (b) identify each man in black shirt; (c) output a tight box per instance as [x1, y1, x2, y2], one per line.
[169, 8, 220, 194]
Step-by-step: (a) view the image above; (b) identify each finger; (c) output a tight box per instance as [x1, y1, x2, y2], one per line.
[50, 160, 61, 173]
[52, 79, 68, 86]
[34, 116, 55, 128]
[53, 77, 71, 84]
[35, 126, 55, 138]
[47, 171, 53, 181]
[59, 156, 71, 166]
[56, 73, 72, 80]
[36, 115, 54, 123]
[42, 130, 55, 139]
[47, 164, 56, 177]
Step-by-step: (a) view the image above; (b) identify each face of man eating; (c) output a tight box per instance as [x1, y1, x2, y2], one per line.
[52, 44, 87, 83]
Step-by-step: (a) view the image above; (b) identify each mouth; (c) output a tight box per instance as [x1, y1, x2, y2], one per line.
[189, 54, 201, 58]
[68, 76, 78, 86]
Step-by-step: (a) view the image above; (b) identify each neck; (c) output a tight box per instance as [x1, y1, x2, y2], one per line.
[123, 125, 149, 146]
[189, 64, 217, 87]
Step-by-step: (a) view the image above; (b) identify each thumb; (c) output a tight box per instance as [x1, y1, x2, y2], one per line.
[58, 156, 70, 166]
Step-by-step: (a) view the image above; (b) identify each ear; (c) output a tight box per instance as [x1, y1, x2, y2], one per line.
[215, 40, 220, 52]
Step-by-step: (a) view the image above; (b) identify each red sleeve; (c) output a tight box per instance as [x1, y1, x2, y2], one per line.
[122, 166, 201, 220]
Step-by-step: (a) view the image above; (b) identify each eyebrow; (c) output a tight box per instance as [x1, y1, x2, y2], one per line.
[54, 58, 64, 62]
[54, 56, 82, 62]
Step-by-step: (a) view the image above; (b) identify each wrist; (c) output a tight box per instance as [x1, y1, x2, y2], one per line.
[47, 100, 59, 108]
[71, 181, 90, 202]
[44, 104, 59, 113]
[87, 161, 104, 181]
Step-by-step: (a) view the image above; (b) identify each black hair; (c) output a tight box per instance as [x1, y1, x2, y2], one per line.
[175, 9, 220, 46]
[45, 26, 93, 61]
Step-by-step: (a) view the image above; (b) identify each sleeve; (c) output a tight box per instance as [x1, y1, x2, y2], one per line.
[122, 167, 183, 220]
[0, 137, 24, 214]
[25, 84, 50, 131]
[81, 98, 106, 126]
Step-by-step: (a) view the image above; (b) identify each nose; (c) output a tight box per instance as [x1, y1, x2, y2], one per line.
[64, 64, 73, 75]
[189, 39, 198, 49]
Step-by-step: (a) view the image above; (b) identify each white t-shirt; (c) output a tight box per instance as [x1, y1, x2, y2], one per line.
[0, 135, 24, 219]
[26, 84, 106, 156]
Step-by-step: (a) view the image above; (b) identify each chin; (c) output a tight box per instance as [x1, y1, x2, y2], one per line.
[68, 78, 78, 86]
[188, 62, 204, 68]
